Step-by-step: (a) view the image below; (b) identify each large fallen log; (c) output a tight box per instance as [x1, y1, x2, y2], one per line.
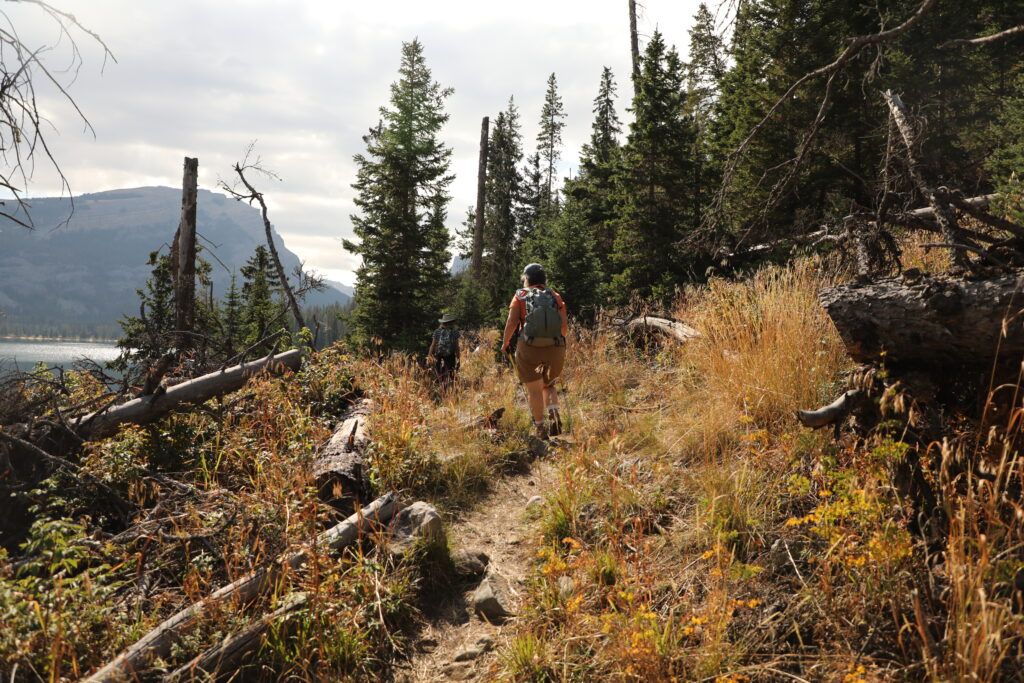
[624, 316, 701, 343]
[164, 592, 309, 682]
[313, 399, 373, 514]
[819, 270, 1024, 367]
[74, 349, 302, 441]
[83, 492, 397, 683]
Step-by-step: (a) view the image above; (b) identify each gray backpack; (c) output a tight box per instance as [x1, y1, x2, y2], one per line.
[521, 288, 562, 346]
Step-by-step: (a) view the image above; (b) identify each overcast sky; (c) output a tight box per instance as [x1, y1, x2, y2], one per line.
[8, 0, 706, 285]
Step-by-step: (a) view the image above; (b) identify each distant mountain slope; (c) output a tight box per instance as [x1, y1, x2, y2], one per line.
[0, 187, 349, 334]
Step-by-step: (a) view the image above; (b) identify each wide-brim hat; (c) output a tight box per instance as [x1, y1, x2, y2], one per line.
[438, 313, 458, 324]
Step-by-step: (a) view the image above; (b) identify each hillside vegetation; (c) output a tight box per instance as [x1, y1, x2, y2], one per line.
[3, 244, 1021, 681]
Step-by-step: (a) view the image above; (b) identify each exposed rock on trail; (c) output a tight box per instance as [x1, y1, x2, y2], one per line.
[402, 461, 555, 683]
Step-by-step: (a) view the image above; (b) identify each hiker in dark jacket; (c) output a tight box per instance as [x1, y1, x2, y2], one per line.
[428, 313, 461, 392]
[501, 263, 568, 439]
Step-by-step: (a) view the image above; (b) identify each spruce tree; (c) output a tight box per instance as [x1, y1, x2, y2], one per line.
[577, 67, 623, 273]
[478, 98, 524, 319]
[115, 250, 176, 367]
[221, 274, 243, 356]
[611, 31, 699, 303]
[536, 73, 566, 216]
[240, 245, 284, 353]
[686, 3, 726, 128]
[343, 39, 454, 352]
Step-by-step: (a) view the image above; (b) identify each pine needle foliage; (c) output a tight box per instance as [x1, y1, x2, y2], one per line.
[344, 39, 454, 353]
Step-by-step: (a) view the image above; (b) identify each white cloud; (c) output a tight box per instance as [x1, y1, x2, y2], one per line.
[8, 0, 704, 282]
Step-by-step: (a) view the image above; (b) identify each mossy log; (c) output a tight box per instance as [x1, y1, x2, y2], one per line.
[74, 350, 302, 441]
[819, 271, 1024, 368]
[82, 492, 396, 683]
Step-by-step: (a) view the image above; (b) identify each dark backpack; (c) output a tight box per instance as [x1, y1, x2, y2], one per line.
[521, 288, 562, 345]
[434, 328, 458, 357]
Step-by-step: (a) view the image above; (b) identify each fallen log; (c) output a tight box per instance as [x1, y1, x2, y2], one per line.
[624, 316, 701, 343]
[83, 492, 397, 683]
[313, 399, 374, 514]
[797, 390, 864, 428]
[819, 270, 1024, 367]
[164, 592, 309, 682]
[74, 349, 302, 441]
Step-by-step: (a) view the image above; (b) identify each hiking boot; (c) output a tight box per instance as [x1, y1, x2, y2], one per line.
[533, 420, 549, 440]
[547, 408, 562, 437]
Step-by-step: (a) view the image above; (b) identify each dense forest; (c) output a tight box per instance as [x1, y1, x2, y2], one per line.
[3, 1, 1024, 681]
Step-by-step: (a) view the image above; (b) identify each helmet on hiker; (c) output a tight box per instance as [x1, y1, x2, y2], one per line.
[522, 263, 546, 286]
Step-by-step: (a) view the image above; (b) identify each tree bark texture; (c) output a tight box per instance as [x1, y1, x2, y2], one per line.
[83, 492, 397, 683]
[73, 349, 302, 441]
[313, 399, 374, 514]
[629, 0, 640, 96]
[470, 116, 489, 278]
[163, 592, 308, 682]
[819, 271, 1024, 367]
[883, 91, 968, 269]
[174, 157, 199, 348]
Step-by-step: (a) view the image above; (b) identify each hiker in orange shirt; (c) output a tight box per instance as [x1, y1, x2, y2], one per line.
[501, 263, 568, 439]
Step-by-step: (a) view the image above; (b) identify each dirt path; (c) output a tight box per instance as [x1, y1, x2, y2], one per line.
[400, 453, 558, 682]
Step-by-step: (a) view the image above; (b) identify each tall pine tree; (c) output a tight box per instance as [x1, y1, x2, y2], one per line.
[344, 39, 454, 352]
[536, 73, 566, 217]
[611, 31, 699, 303]
[577, 67, 623, 275]
[477, 98, 525, 319]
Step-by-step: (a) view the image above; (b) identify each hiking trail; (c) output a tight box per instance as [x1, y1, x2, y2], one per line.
[400, 452, 558, 682]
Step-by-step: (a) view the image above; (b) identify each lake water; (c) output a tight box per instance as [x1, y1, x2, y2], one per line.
[0, 339, 120, 373]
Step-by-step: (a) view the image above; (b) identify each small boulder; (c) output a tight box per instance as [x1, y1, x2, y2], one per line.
[471, 570, 515, 622]
[453, 635, 495, 661]
[557, 575, 575, 601]
[390, 501, 444, 555]
[452, 549, 490, 579]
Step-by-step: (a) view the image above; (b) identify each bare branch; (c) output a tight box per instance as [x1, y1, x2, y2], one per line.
[940, 24, 1024, 49]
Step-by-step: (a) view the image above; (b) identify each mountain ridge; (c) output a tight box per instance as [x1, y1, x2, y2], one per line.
[0, 187, 350, 336]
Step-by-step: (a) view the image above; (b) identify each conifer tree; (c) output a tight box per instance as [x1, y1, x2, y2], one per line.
[478, 98, 524, 318]
[221, 274, 243, 356]
[577, 67, 623, 272]
[240, 245, 284, 353]
[115, 250, 176, 367]
[611, 31, 699, 303]
[343, 39, 454, 352]
[685, 3, 726, 128]
[536, 73, 566, 216]
[517, 151, 543, 250]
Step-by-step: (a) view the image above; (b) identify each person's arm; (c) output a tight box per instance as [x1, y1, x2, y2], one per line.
[454, 332, 461, 358]
[427, 331, 436, 358]
[560, 307, 569, 338]
[501, 305, 519, 353]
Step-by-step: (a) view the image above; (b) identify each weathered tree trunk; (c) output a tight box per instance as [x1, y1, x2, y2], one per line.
[313, 399, 373, 514]
[73, 350, 302, 441]
[83, 492, 397, 683]
[173, 157, 199, 349]
[232, 164, 306, 331]
[628, 0, 640, 96]
[470, 116, 489, 279]
[883, 91, 968, 270]
[163, 592, 308, 682]
[624, 316, 701, 343]
[819, 271, 1024, 367]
